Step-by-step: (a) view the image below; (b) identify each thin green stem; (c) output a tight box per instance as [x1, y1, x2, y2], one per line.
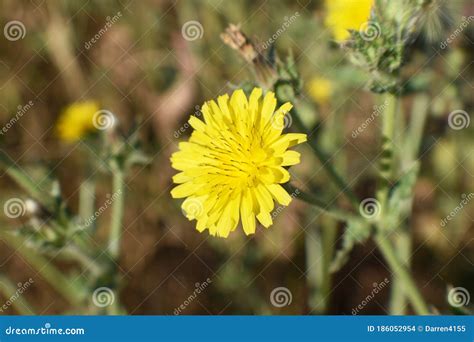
[0, 232, 82, 306]
[107, 166, 125, 260]
[305, 216, 337, 313]
[374, 234, 430, 315]
[290, 108, 359, 208]
[389, 228, 411, 314]
[286, 184, 360, 223]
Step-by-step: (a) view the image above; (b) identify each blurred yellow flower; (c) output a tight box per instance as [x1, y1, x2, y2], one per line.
[170, 88, 307, 238]
[325, 0, 374, 42]
[56, 101, 99, 142]
[307, 77, 334, 105]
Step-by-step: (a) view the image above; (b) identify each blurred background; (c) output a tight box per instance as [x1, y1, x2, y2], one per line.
[0, 0, 473, 315]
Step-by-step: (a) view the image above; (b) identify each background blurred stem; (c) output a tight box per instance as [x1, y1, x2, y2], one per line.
[0, 232, 82, 307]
[375, 234, 429, 315]
[305, 106, 345, 313]
[107, 165, 125, 260]
[305, 217, 337, 314]
[0, 274, 36, 315]
[390, 94, 430, 314]
[45, 3, 87, 99]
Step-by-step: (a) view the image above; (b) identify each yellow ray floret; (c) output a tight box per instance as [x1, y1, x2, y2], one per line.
[170, 88, 307, 238]
[325, 0, 374, 42]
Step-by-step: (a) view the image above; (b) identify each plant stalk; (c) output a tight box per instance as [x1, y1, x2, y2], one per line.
[286, 184, 360, 223]
[374, 234, 430, 315]
[107, 166, 125, 260]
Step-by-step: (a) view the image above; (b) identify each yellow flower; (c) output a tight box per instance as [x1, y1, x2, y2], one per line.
[56, 101, 99, 142]
[170, 88, 307, 238]
[325, 0, 374, 42]
[307, 77, 334, 105]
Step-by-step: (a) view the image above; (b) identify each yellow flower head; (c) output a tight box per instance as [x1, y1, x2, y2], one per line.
[56, 101, 100, 142]
[307, 77, 334, 105]
[325, 0, 374, 42]
[170, 88, 307, 238]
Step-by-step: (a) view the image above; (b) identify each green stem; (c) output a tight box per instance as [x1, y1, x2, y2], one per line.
[0, 153, 53, 209]
[305, 216, 337, 313]
[0, 232, 82, 306]
[389, 228, 411, 314]
[376, 93, 397, 211]
[286, 184, 360, 223]
[374, 234, 430, 315]
[107, 166, 125, 260]
[390, 93, 430, 314]
[290, 108, 359, 208]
